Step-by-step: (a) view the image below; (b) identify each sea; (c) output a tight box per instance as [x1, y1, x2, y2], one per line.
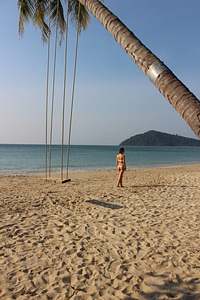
[0, 144, 200, 175]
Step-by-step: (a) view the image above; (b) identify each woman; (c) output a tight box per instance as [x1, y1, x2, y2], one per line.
[116, 147, 126, 187]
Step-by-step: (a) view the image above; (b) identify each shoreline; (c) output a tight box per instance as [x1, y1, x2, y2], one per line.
[1, 161, 200, 177]
[0, 164, 200, 299]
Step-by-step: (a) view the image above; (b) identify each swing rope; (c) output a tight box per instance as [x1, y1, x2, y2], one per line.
[49, 0, 60, 178]
[65, 2, 81, 181]
[45, 0, 81, 181]
[61, 1, 69, 181]
[45, 2, 51, 179]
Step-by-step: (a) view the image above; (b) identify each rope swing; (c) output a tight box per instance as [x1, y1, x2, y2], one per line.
[45, 2, 51, 179]
[45, 0, 81, 183]
[62, 1, 81, 183]
[48, 0, 60, 178]
[61, 1, 69, 181]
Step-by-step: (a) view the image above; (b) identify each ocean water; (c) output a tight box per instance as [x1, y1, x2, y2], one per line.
[0, 144, 200, 175]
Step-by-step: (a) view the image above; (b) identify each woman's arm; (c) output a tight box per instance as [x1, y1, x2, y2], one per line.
[123, 155, 126, 170]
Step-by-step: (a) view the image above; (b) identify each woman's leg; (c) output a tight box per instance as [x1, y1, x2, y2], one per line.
[117, 170, 121, 187]
[120, 170, 124, 187]
[117, 169, 124, 187]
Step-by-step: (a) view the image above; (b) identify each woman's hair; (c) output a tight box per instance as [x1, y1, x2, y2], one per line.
[119, 147, 124, 154]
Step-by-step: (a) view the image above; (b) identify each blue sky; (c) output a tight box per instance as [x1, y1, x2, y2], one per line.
[0, 1, 200, 145]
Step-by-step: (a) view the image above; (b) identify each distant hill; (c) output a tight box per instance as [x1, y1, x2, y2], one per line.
[120, 130, 200, 146]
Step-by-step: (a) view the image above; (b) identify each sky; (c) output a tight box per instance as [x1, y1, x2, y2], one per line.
[0, 1, 200, 145]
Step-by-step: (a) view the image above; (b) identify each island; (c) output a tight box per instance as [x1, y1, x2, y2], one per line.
[120, 130, 200, 146]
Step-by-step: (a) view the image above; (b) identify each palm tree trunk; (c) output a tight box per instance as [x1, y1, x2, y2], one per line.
[79, 0, 200, 139]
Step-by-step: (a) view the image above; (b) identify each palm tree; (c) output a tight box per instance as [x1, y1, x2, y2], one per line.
[77, 0, 200, 139]
[18, 0, 200, 139]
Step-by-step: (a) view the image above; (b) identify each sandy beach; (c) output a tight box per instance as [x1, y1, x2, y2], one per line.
[0, 165, 200, 299]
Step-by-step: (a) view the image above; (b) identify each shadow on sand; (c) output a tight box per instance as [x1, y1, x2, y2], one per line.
[123, 274, 200, 300]
[86, 199, 123, 210]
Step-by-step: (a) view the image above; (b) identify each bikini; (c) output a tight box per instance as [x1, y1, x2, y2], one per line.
[118, 159, 123, 163]
[118, 159, 124, 170]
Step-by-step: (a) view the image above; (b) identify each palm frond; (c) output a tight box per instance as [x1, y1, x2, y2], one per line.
[18, 0, 35, 36]
[68, 0, 89, 34]
[49, 0, 66, 43]
[33, 0, 50, 42]
[18, 0, 91, 43]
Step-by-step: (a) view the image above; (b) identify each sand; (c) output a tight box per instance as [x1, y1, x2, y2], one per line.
[0, 165, 200, 300]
